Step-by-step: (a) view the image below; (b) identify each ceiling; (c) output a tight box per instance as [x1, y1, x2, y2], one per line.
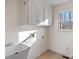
[41, 0, 72, 6]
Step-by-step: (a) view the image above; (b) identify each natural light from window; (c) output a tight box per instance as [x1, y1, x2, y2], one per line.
[18, 30, 36, 47]
[38, 18, 49, 26]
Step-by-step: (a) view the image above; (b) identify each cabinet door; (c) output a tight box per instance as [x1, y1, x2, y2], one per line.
[36, 4, 44, 24]
[44, 6, 52, 25]
[23, 0, 52, 25]
[28, 0, 46, 25]
[37, 5, 52, 26]
[28, 0, 37, 24]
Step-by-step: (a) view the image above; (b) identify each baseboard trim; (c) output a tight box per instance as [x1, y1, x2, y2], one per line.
[35, 49, 48, 59]
[48, 49, 73, 59]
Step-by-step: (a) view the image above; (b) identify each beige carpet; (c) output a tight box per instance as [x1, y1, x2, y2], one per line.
[37, 51, 66, 59]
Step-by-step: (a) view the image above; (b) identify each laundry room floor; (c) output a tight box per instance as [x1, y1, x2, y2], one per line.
[37, 50, 72, 59]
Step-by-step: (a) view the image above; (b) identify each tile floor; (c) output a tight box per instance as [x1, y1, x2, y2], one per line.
[37, 50, 71, 59]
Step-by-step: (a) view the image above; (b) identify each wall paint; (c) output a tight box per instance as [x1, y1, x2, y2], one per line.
[5, 0, 20, 44]
[47, 0, 71, 5]
[48, 1, 73, 57]
[18, 25, 48, 59]
[19, 0, 28, 25]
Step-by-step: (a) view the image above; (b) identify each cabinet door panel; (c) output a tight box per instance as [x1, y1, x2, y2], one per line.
[22, 0, 52, 25]
[36, 5, 44, 24]
[28, 0, 37, 24]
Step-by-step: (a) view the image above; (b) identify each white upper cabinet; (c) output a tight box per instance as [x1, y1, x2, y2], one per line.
[20, 0, 52, 26]
[28, 0, 38, 24]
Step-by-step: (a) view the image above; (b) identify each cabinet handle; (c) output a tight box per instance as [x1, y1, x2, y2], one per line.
[24, 1, 26, 5]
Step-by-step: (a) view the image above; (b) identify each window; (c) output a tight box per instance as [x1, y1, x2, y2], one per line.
[59, 10, 73, 30]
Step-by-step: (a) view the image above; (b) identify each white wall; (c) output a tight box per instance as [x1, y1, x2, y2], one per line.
[19, 0, 28, 25]
[5, 0, 20, 44]
[46, 0, 71, 5]
[48, 1, 73, 57]
[18, 25, 48, 59]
